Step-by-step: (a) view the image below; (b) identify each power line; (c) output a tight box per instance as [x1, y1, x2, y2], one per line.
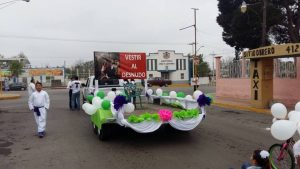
[0, 34, 187, 46]
[0, 1, 16, 10]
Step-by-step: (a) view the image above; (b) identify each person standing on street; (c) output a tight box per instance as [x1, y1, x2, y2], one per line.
[4, 79, 9, 91]
[70, 76, 81, 111]
[28, 81, 50, 138]
[192, 75, 199, 91]
[28, 79, 35, 97]
[67, 76, 74, 110]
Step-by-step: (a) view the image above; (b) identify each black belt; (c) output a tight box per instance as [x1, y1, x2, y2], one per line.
[34, 106, 44, 117]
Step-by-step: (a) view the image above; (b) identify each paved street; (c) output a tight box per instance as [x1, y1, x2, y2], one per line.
[0, 87, 277, 169]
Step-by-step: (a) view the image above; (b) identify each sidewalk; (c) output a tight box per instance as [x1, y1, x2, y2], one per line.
[212, 95, 270, 114]
[0, 93, 21, 100]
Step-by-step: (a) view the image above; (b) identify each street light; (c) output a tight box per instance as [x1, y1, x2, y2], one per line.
[196, 45, 204, 53]
[240, 1, 247, 13]
[180, 8, 199, 91]
[0, 0, 30, 6]
[240, 0, 267, 46]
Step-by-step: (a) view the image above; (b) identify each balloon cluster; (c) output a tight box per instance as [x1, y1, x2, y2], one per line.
[270, 102, 300, 141]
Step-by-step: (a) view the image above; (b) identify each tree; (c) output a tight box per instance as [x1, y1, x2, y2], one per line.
[197, 54, 211, 77]
[270, 0, 300, 43]
[9, 60, 23, 79]
[216, 0, 299, 52]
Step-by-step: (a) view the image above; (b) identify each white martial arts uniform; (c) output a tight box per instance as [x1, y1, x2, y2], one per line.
[28, 82, 35, 97]
[28, 90, 50, 133]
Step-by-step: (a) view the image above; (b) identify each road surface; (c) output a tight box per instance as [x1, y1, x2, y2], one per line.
[0, 88, 277, 169]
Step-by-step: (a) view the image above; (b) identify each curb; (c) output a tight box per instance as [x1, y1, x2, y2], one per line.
[212, 101, 270, 115]
[0, 94, 21, 100]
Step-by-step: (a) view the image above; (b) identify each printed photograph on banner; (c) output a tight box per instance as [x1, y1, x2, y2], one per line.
[94, 52, 120, 85]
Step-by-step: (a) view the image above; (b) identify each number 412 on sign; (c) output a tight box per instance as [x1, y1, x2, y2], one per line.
[286, 44, 299, 54]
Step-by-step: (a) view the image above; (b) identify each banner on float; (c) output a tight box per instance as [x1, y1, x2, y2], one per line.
[94, 52, 146, 82]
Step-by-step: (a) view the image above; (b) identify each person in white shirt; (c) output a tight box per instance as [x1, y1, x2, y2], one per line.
[67, 77, 74, 109]
[28, 79, 35, 97]
[28, 81, 50, 138]
[70, 76, 81, 111]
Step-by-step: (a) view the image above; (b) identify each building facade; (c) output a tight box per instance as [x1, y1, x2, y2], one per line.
[147, 50, 190, 84]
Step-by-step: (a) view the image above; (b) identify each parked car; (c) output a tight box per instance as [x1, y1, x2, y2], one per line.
[9, 82, 27, 91]
[144, 77, 172, 87]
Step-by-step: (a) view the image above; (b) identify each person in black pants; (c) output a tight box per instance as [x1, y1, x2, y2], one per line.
[67, 76, 74, 109]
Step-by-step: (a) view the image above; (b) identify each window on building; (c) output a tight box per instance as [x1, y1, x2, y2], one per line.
[162, 73, 169, 79]
[176, 59, 186, 70]
[147, 59, 150, 71]
[149, 74, 153, 78]
[147, 59, 157, 71]
[181, 73, 184, 79]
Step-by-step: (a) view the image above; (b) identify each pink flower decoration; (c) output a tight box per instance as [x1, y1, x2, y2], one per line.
[158, 109, 172, 121]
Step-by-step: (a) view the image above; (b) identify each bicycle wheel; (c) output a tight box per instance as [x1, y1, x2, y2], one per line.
[269, 144, 295, 169]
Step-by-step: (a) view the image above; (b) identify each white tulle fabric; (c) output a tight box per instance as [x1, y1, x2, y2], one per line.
[169, 113, 204, 131]
[111, 102, 205, 133]
[121, 119, 163, 133]
[151, 95, 199, 110]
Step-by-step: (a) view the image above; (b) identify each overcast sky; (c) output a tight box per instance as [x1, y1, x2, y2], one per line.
[0, 0, 234, 67]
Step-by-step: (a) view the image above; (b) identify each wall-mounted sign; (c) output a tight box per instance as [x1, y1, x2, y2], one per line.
[158, 52, 176, 70]
[28, 69, 63, 76]
[243, 43, 300, 59]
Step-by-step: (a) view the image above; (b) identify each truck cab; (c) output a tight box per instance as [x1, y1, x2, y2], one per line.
[82, 76, 124, 103]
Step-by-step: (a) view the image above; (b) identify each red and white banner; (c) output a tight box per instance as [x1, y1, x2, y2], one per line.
[94, 52, 146, 82]
[119, 52, 146, 79]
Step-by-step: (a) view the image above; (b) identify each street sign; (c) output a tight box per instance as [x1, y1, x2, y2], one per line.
[243, 43, 300, 59]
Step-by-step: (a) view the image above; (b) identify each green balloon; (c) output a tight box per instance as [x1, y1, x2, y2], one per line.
[177, 92, 186, 98]
[101, 100, 111, 110]
[162, 92, 169, 96]
[87, 95, 94, 103]
[96, 91, 105, 99]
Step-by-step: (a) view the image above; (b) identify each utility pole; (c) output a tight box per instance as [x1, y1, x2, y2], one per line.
[180, 8, 199, 91]
[210, 52, 217, 85]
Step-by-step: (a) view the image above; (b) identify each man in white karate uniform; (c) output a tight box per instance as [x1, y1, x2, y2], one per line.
[28, 81, 50, 138]
[28, 79, 35, 97]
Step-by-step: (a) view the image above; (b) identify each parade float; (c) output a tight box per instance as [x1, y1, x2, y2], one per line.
[82, 51, 212, 140]
[82, 88, 212, 140]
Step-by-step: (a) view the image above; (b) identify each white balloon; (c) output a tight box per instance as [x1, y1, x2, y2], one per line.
[271, 103, 287, 119]
[289, 111, 300, 124]
[271, 120, 296, 141]
[193, 90, 203, 100]
[170, 91, 177, 98]
[92, 97, 102, 109]
[124, 103, 135, 113]
[297, 122, 300, 136]
[107, 91, 116, 102]
[185, 95, 193, 100]
[94, 90, 99, 97]
[296, 102, 300, 111]
[84, 104, 98, 115]
[82, 103, 89, 111]
[156, 88, 163, 96]
[146, 89, 153, 96]
[288, 110, 297, 119]
[116, 90, 122, 95]
[272, 118, 277, 123]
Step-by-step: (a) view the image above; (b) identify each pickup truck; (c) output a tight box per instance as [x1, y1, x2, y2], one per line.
[145, 77, 172, 87]
[82, 76, 124, 103]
